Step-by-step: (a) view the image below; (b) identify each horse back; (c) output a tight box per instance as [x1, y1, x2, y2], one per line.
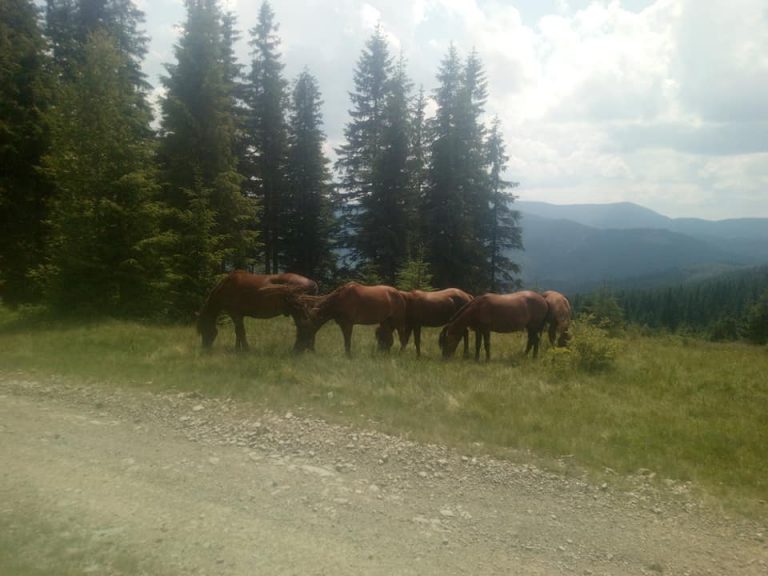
[474, 291, 548, 332]
[405, 288, 472, 327]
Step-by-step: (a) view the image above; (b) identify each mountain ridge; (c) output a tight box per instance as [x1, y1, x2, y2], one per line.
[508, 201, 768, 294]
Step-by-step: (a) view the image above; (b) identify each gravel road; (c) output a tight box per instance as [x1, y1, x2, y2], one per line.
[1, 375, 766, 575]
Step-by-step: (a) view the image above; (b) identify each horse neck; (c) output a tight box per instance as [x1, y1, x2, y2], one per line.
[446, 303, 473, 336]
[198, 285, 224, 327]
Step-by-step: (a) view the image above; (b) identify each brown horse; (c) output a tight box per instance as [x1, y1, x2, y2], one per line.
[197, 270, 318, 350]
[439, 290, 549, 360]
[399, 288, 473, 356]
[541, 290, 572, 347]
[289, 282, 407, 356]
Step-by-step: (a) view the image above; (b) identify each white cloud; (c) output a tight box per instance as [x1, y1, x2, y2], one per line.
[141, 0, 768, 219]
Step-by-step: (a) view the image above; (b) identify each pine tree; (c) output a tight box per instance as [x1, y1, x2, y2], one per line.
[362, 55, 413, 284]
[486, 117, 522, 291]
[40, 29, 163, 316]
[0, 0, 51, 306]
[159, 0, 258, 317]
[246, 0, 288, 273]
[335, 26, 394, 276]
[283, 69, 336, 282]
[422, 45, 475, 290]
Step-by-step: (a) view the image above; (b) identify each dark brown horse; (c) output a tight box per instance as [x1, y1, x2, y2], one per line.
[541, 290, 572, 347]
[197, 270, 318, 350]
[439, 290, 549, 360]
[289, 282, 407, 356]
[398, 288, 473, 356]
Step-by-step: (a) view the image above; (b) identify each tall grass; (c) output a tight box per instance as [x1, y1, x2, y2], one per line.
[1, 306, 766, 510]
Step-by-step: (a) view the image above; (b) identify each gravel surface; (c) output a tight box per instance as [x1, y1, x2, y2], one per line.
[1, 374, 766, 575]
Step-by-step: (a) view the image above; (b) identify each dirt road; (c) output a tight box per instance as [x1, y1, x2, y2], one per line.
[1, 376, 766, 575]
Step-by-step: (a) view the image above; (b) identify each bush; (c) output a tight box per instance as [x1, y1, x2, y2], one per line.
[545, 316, 621, 374]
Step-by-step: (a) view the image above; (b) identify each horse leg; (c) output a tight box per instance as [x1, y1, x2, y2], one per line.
[548, 323, 557, 347]
[339, 322, 353, 356]
[462, 328, 470, 359]
[483, 329, 491, 362]
[526, 328, 540, 358]
[414, 326, 421, 357]
[233, 315, 248, 351]
[401, 325, 412, 352]
[474, 329, 482, 361]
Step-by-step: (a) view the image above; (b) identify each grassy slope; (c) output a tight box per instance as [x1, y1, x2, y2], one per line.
[1, 307, 766, 510]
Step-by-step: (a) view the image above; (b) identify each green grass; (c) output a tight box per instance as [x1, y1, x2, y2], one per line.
[1, 306, 767, 512]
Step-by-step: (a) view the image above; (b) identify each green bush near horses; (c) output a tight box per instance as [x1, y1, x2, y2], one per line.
[1, 306, 766, 514]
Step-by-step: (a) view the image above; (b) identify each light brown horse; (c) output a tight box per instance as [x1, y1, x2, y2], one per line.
[439, 290, 549, 360]
[197, 270, 318, 350]
[289, 282, 407, 356]
[541, 290, 572, 347]
[398, 288, 473, 356]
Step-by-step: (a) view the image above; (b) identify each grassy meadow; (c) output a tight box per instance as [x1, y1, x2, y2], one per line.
[1, 306, 767, 512]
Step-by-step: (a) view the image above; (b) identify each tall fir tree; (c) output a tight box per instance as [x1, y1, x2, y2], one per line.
[40, 29, 163, 316]
[159, 0, 258, 317]
[364, 55, 413, 284]
[283, 69, 336, 282]
[422, 44, 471, 289]
[336, 27, 415, 283]
[0, 0, 51, 306]
[246, 0, 288, 273]
[485, 117, 522, 291]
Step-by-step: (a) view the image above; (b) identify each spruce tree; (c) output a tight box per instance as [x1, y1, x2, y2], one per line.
[486, 117, 522, 291]
[40, 29, 163, 316]
[422, 45, 471, 289]
[0, 0, 51, 306]
[283, 69, 336, 282]
[159, 0, 258, 317]
[337, 28, 415, 283]
[246, 0, 288, 273]
[363, 56, 413, 284]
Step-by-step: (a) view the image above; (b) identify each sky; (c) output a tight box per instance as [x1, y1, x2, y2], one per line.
[139, 0, 768, 220]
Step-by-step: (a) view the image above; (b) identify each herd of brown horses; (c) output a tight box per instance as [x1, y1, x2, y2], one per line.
[196, 270, 572, 360]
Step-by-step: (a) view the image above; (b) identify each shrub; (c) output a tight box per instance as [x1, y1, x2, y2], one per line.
[545, 315, 621, 373]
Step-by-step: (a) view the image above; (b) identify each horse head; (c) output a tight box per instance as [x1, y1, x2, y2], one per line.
[197, 311, 218, 350]
[438, 325, 462, 358]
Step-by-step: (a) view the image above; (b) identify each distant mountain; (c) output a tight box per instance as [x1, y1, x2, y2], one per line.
[516, 201, 768, 241]
[508, 202, 768, 294]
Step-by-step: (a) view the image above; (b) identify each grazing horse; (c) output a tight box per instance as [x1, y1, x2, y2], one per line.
[439, 291, 549, 360]
[398, 288, 473, 356]
[289, 282, 407, 356]
[541, 290, 572, 347]
[197, 270, 318, 350]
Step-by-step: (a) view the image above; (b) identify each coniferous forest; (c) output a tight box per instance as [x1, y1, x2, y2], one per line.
[0, 0, 522, 320]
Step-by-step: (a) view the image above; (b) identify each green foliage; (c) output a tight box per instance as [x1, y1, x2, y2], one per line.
[578, 289, 625, 335]
[395, 245, 434, 291]
[40, 29, 163, 317]
[543, 317, 620, 373]
[0, 0, 51, 306]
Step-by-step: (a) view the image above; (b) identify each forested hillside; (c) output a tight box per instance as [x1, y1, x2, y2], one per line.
[573, 266, 768, 342]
